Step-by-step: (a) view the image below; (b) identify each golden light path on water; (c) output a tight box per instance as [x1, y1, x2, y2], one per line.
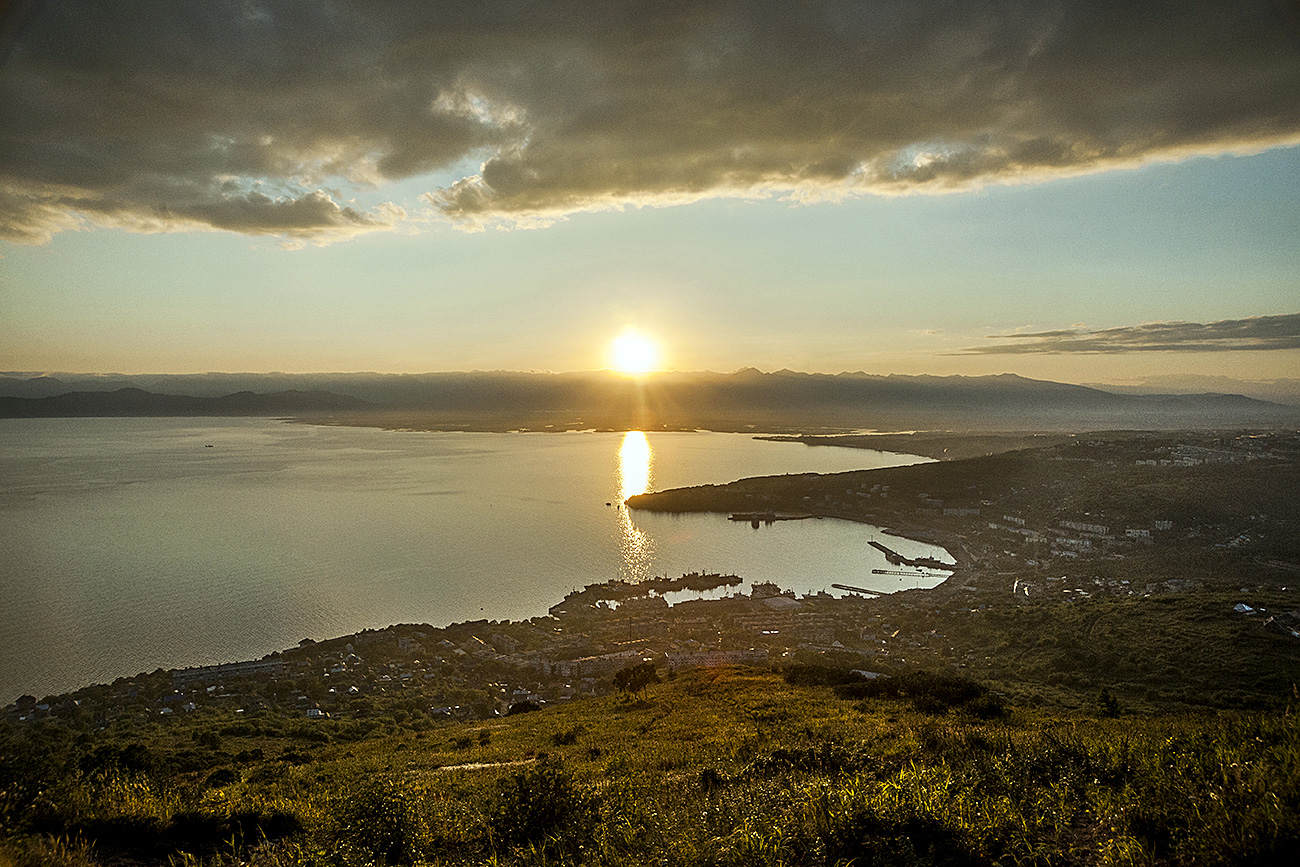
[617, 430, 655, 579]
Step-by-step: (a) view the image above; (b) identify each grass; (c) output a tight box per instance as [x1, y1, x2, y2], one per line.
[4, 665, 1299, 865]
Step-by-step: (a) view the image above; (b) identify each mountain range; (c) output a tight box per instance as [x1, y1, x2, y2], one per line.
[0, 370, 1295, 431]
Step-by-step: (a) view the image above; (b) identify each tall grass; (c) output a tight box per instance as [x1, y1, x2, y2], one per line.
[5, 670, 1298, 865]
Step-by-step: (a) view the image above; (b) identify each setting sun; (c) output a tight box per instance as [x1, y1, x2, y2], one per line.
[610, 329, 660, 373]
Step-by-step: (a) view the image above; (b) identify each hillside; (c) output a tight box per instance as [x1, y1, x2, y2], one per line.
[2, 665, 1297, 866]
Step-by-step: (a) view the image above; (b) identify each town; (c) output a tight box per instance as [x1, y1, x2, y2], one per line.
[7, 429, 1299, 734]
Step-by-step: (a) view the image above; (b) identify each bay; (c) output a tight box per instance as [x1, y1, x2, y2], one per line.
[0, 418, 951, 702]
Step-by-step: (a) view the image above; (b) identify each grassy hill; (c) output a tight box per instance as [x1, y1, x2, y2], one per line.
[3, 664, 1298, 866]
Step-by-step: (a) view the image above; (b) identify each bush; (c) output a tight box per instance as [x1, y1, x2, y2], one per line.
[507, 700, 541, 716]
[835, 671, 989, 712]
[1096, 687, 1121, 717]
[911, 694, 950, 716]
[162, 808, 303, 858]
[489, 759, 597, 859]
[203, 767, 238, 788]
[963, 694, 1010, 721]
[329, 778, 430, 866]
[810, 794, 980, 867]
[699, 767, 727, 792]
[551, 726, 581, 746]
[614, 662, 661, 696]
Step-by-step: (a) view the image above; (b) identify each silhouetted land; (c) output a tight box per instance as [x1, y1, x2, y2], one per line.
[0, 387, 373, 417]
[758, 431, 1082, 460]
[3, 369, 1296, 431]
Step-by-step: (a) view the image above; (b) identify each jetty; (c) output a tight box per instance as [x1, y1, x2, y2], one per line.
[729, 512, 815, 528]
[831, 583, 884, 596]
[869, 540, 952, 571]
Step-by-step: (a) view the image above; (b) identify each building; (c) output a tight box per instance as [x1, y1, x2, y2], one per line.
[665, 649, 769, 669]
[172, 659, 285, 688]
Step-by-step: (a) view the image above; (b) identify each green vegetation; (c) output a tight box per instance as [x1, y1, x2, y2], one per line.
[3, 665, 1299, 866]
[613, 662, 660, 698]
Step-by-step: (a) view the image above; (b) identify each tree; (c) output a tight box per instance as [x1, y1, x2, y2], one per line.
[614, 661, 660, 698]
[1096, 686, 1121, 717]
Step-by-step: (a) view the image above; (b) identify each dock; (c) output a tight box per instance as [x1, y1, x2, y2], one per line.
[869, 540, 952, 571]
[831, 583, 884, 596]
[729, 512, 815, 528]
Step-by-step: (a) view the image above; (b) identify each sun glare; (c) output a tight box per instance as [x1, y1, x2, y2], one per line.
[610, 329, 659, 374]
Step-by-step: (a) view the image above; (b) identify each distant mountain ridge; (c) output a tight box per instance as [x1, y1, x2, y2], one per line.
[0, 370, 1294, 430]
[0, 387, 373, 418]
[1081, 375, 1300, 406]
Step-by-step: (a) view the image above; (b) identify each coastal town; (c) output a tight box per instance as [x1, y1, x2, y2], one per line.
[7, 429, 1299, 731]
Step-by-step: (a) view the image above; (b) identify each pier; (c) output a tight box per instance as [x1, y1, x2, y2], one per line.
[831, 583, 884, 596]
[729, 512, 815, 528]
[869, 540, 952, 571]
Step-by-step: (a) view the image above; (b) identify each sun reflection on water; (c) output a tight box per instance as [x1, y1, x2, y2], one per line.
[617, 431, 654, 579]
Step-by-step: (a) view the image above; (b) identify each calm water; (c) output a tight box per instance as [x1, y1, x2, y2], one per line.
[0, 419, 951, 702]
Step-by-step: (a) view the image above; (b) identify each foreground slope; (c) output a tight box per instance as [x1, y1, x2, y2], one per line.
[2, 666, 1298, 866]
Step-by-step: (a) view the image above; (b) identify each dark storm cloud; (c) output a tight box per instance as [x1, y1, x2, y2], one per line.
[960, 314, 1300, 354]
[2, 1, 1299, 242]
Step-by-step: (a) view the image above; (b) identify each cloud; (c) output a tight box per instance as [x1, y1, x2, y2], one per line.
[2, 1, 1299, 242]
[958, 313, 1300, 354]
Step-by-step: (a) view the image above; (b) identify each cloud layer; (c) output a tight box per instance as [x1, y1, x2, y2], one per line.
[961, 313, 1300, 354]
[2, 1, 1299, 242]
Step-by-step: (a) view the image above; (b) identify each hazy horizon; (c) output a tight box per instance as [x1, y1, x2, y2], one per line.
[4, 365, 1299, 388]
[5, 366, 1299, 405]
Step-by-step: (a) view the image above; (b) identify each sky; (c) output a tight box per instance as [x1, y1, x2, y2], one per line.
[1, 0, 1298, 385]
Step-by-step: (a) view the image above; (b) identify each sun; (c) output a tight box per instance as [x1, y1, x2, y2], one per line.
[610, 329, 660, 374]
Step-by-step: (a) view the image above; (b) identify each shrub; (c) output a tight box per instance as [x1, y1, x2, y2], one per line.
[806, 789, 980, 867]
[963, 694, 1010, 721]
[551, 726, 581, 746]
[203, 767, 238, 788]
[699, 767, 727, 792]
[835, 671, 989, 712]
[507, 700, 541, 716]
[1096, 687, 1121, 717]
[614, 661, 661, 697]
[911, 693, 950, 715]
[162, 808, 304, 859]
[489, 759, 597, 859]
[329, 778, 430, 866]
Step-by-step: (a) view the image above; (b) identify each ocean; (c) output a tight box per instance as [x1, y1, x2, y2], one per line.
[0, 418, 951, 702]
